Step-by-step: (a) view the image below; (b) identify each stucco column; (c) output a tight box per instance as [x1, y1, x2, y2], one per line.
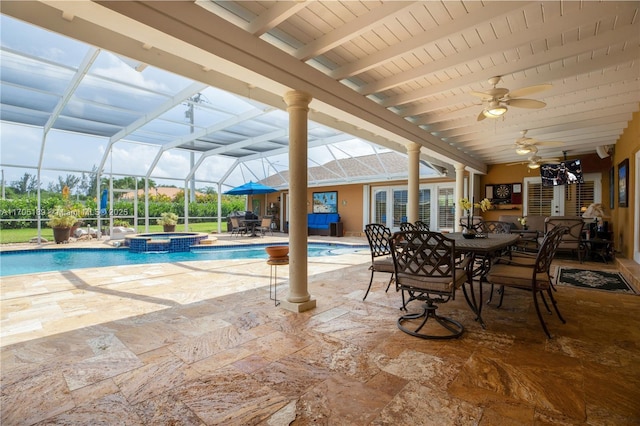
[455, 163, 466, 231]
[407, 142, 420, 223]
[282, 90, 316, 312]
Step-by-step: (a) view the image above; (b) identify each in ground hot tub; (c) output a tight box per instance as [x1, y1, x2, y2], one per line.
[124, 232, 209, 253]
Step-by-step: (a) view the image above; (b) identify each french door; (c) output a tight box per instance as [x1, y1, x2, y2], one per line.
[371, 184, 454, 231]
[524, 173, 601, 217]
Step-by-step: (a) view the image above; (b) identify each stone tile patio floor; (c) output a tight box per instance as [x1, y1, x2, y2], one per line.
[1, 233, 639, 424]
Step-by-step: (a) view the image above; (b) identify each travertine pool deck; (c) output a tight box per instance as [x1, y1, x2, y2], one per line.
[1, 233, 639, 424]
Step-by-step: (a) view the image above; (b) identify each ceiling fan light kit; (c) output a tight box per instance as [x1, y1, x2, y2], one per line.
[516, 145, 537, 155]
[483, 104, 507, 118]
[472, 76, 550, 121]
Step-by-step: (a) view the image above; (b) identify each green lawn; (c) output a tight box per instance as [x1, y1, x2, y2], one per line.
[0, 221, 227, 244]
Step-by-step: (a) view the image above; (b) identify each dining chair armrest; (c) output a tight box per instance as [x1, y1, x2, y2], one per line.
[456, 255, 472, 270]
[494, 254, 536, 267]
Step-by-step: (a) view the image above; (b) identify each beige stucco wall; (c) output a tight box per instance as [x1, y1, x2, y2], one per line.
[611, 107, 640, 259]
[479, 105, 639, 260]
[480, 152, 612, 222]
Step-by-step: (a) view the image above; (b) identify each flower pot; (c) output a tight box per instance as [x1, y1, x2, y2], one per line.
[265, 245, 289, 261]
[462, 229, 476, 239]
[52, 227, 71, 244]
[163, 225, 176, 232]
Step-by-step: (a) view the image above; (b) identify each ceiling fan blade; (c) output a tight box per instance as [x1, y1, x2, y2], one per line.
[506, 98, 546, 108]
[485, 87, 510, 98]
[533, 140, 564, 147]
[469, 91, 493, 100]
[507, 161, 528, 166]
[477, 110, 487, 121]
[508, 84, 552, 98]
[538, 158, 561, 163]
[470, 87, 509, 99]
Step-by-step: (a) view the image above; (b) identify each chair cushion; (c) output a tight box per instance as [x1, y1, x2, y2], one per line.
[487, 263, 550, 290]
[397, 268, 467, 293]
[372, 257, 394, 273]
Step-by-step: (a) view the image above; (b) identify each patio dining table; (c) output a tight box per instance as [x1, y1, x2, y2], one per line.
[240, 219, 262, 237]
[447, 232, 521, 327]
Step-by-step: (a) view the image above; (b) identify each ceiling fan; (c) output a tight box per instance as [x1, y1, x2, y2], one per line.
[507, 154, 560, 170]
[514, 130, 564, 155]
[471, 76, 551, 121]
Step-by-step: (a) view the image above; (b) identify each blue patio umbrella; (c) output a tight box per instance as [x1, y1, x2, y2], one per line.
[224, 181, 277, 195]
[100, 189, 108, 215]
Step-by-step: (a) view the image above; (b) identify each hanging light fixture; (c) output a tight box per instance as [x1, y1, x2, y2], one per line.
[528, 162, 541, 169]
[482, 101, 508, 118]
[516, 144, 538, 155]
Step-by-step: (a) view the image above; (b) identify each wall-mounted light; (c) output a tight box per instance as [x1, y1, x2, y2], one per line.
[342, 200, 347, 206]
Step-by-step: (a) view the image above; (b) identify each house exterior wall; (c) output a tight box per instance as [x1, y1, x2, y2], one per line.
[253, 106, 638, 257]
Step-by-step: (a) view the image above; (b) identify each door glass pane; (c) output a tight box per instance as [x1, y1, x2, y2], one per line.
[438, 187, 454, 229]
[418, 188, 431, 227]
[393, 189, 408, 228]
[566, 182, 595, 216]
[526, 182, 553, 216]
[374, 190, 387, 224]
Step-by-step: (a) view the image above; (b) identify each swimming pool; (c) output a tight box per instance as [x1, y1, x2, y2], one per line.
[0, 243, 368, 277]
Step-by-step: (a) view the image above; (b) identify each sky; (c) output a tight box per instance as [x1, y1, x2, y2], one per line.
[0, 14, 418, 196]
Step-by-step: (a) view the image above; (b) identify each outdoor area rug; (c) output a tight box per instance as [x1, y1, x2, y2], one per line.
[557, 267, 636, 294]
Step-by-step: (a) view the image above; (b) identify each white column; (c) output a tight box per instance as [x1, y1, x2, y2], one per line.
[455, 163, 466, 231]
[407, 142, 420, 223]
[282, 90, 316, 313]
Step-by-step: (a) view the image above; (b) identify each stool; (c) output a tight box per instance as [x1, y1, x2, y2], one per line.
[267, 257, 288, 306]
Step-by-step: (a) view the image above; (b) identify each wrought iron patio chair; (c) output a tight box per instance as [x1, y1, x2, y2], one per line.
[414, 220, 430, 231]
[486, 225, 567, 338]
[363, 223, 395, 301]
[481, 220, 512, 234]
[543, 216, 585, 263]
[390, 230, 470, 339]
[399, 222, 417, 232]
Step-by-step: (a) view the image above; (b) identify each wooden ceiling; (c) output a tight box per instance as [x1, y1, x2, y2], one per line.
[4, 1, 639, 174]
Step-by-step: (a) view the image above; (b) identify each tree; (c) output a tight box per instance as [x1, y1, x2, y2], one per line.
[49, 174, 81, 196]
[11, 173, 38, 195]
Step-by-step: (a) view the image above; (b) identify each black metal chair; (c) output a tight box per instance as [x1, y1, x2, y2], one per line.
[543, 217, 585, 262]
[363, 223, 395, 301]
[481, 220, 512, 234]
[460, 215, 483, 232]
[414, 220, 430, 231]
[390, 231, 470, 339]
[399, 222, 417, 232]
[487, 226, 567, 338]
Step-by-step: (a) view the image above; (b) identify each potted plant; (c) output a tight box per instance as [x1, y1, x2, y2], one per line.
[47, 206, 79, 243]
[157, 212, 178, 232]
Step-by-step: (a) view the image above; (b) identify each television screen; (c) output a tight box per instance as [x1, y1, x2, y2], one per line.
[540, 159, 584, 187]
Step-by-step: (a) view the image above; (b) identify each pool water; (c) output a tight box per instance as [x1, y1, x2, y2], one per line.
[0, 243, 367, 277]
